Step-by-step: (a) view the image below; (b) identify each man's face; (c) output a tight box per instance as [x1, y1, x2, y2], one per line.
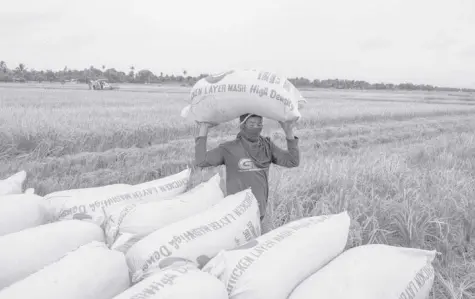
[244, 116, 263, 129]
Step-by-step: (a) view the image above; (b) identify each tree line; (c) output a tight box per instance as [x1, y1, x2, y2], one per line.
[0, 61, 473, 92]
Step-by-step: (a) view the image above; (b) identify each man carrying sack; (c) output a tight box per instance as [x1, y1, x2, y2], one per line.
[194, 113, 300, 233]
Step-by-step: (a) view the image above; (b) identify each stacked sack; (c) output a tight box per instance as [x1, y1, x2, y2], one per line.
[125, 188, 262, 283]
[0, 167, 239, 299]
[0, 193, 51, 237]
[0, 171, 52, 237]
[111, 261, 228, 299]
[0, 242, 130, 299]
[0, 171, 27, 196]
[44, 168, 191, 223]
[109, 187, 355, 298]
[0, 168, 438, 299]
[201, 217, 438, 299]
[287, 244, 437, 299]
[202, 212, 351, 299]
[0, 168, 202, 298]
[103, 173, 225, 253]
[0, 219, 105, 289]
[0, 170, 136, 296]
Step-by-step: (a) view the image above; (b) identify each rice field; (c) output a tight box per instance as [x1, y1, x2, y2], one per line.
[1, 83, 475, 298]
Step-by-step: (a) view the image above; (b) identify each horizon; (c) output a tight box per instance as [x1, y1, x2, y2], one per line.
[1, 62, 474, 91]
[1, 0, 474, 89]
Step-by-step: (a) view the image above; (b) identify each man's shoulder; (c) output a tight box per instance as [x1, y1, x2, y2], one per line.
[219, 139, 240, 149]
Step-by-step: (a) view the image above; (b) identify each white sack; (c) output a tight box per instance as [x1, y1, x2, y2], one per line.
[106, 173, 224, 253]
[0, 220, 105, 289]
[45, 184, 131, 221]
[202, 212, 351, 299]
[288, 244, 437, 299]
[45, 168, 191, 223]
[181, 69, 303, 124]
[112, 262, 228, 299]
[0, 194, 52, 236]
[126, 188, 261, 283]
[24, 188, 35, 194]
[0, 241, 130, 299]
[0, 171, 26, 196]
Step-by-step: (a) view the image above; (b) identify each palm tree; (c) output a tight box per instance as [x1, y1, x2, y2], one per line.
[16, 63, 26, 79]
[0, 61, 6, 73]
[17, 63, 26, 73]
[62, 66, 68, 81]
[129, 66, 135, 80]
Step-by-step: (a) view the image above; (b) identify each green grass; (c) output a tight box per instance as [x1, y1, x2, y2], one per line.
[1, 84, 475, 298]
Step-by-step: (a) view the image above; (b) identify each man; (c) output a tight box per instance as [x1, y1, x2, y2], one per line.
[194, 113, 300, 231]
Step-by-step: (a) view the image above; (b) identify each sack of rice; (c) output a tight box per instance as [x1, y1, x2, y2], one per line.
[0, 194, 52, 237]
[106, 173, 224, 253]
[0, 241, 130, 299]
[0, 220, 105, 289]
[24, 188, 35, 194]
[297, 99, 307, 110]
[288, 244, 437, 299]
[45, 184, 131, 221]
[0, 171, 26, 196]
[202, 212, 351, 299]
[45, 168, 191, 224]
[126, 188, 261, 283]
[127, 168, 191, 202]
[181, 69, 303, 124]
[112, 262, 228, 299]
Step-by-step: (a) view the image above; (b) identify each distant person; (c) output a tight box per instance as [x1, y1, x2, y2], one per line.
[195, 113, 300, 232]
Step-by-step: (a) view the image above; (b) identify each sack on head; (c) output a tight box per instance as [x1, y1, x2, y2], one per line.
[181, 69, 303, 124]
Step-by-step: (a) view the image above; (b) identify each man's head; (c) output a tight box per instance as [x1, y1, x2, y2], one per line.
[239, 113, 263, 141]
[240, 113, 263, 128]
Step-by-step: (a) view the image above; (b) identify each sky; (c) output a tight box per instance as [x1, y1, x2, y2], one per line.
[1, 0, 474, 88]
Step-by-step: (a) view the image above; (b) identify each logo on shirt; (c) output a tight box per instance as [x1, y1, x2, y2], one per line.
[238, 158, 266, 172]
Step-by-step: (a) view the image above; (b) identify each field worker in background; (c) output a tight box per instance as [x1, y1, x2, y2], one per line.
[195, 113, 300, 232]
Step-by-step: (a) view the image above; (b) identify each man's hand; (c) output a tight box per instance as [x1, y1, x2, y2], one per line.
[197, 121, 218, 137]
[201, 121, 218, 128]
[278, 120, 296, 139]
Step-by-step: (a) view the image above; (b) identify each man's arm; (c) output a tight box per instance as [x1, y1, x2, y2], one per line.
[270, 137, 300, 168]
[195, 123, 225, 168]
[270, 121, 300, 168]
